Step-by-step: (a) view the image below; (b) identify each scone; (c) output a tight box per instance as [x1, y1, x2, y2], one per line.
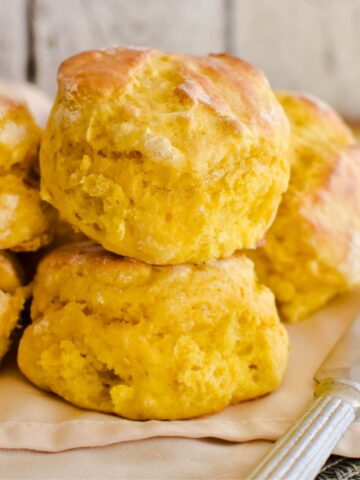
[18, 242, 288, 420]
[0, 251, 28, 363]
[0, 96, 54, 251]
[249, 92, 360, 323]
[40, 47, 290, 265]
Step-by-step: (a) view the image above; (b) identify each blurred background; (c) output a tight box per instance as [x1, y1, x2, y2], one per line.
[0, 0, 360, 119]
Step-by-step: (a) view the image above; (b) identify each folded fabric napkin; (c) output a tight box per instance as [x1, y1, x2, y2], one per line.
[0, 290, 359, 454]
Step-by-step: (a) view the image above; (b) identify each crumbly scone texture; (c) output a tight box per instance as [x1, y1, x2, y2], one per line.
[18, 242, 288, 420]
[0, 251, 28, 362]
[0, 95, 54, 251]
[249, 92, 360, 323]
[40, 47, 290, 264]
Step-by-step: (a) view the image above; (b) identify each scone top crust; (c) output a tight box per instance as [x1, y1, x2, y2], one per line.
[58, 47, 288, 139]
[58, 48, 154, 95]
[34, 240, 256, 288]
[38, 240, 149, 274]
[32, 241, 276, 329]
[276, 92, 354, 189]
[277, 92, 354, 147]
[0, 95, 41, 174]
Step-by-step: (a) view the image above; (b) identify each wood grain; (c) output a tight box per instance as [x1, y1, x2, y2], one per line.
[33, 0, 226, 93]
[231, 0, 360, 118]
[0, 0, 27, 81]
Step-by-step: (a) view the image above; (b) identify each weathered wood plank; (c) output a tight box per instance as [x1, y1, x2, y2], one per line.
[33, 0, 226, 93]
[231, 0, 360, 118]
[0, 0, 27, 81]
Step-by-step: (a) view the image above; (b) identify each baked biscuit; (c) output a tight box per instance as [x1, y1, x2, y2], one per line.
[0, 251, 28, 363]
[0, 96, 53, 251]
[249, 92, 360, 322]
[18, 242, 288, 420]
[40, 47, 290, 264]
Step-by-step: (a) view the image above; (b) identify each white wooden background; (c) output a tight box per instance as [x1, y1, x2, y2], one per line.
[1, 0, 360, 118]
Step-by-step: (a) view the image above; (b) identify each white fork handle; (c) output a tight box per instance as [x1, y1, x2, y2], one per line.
[246, 379, 360, 480]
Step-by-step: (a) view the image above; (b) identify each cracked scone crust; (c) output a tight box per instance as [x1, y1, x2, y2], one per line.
[18, 242, 288, 420]
[40, 47, 289, 264]
[0, 95, 54, 251]
[0, 251, 28, 362]
[249, 92, 360, 323]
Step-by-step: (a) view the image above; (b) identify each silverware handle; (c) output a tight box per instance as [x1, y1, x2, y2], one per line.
[247, 379, 360, 480]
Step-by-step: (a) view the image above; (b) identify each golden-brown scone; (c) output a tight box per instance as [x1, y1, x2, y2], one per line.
[40, 47, 290, 265]
[249, 92, 360, 322]
[0, 251, 28, 363]
[0, 96, 54, 251]
[18, 241, 288, 420]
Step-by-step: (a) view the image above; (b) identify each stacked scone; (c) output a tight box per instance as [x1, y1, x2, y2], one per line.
[15, 47, 360, 420]
[0, 96, 53, 365]
[18, 48, 291, 420]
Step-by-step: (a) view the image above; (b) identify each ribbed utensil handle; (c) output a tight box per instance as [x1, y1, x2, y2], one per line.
[247, 379, 360, 480]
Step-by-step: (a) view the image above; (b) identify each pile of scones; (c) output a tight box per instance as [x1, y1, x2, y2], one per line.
[1, 47, 360, 420]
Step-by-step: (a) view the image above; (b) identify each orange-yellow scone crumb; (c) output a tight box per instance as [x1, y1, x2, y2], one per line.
[18, 242, 288, 420]
[40, 47, 290, 264]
